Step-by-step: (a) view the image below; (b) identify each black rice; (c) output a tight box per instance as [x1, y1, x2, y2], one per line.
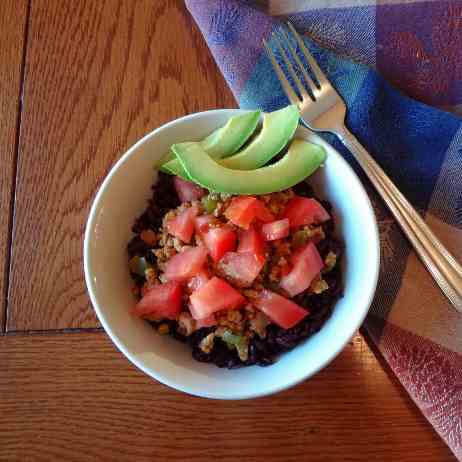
[127, 172, 180, 260]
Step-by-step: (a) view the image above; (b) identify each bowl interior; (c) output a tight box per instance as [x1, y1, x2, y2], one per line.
[84, 110, 379, 400]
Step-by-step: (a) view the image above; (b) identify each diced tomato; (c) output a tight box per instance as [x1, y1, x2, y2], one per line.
[237, 225, 265, 256]
[282, 196, 330, 228]
[173, 176, 206, 202]
[280, 264, 291, 277]
[202, 226, 236, 262]
[224, 196, 258, 229]
[261, 218, 290, 241]
[195, 313, 216, 328]
[194, 214, 218, 234]
[280, 242, 324, 296]
[166, 205, 199, 243]
[132, 281, 182, 319]
[189, 277, 246, 319]
[164, 246, 208, 281]
[187, 269, 210, 292]
[253, 200, 275, 223]
[194, 214, 237, 262]
[254, 290, 308, 329]
[217, 251, 265, 287]
[224, 196, 275, 228]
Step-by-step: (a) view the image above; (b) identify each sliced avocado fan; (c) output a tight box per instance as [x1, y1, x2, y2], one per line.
[160, 110, 261, 178]
[171, 139, 326, 195]
[220, 104, 299, 170]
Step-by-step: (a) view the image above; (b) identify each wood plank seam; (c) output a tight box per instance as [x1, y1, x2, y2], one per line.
[2, 0, 31, 333]
[5, 327, 103, 336]
[0, 331, 456, 461]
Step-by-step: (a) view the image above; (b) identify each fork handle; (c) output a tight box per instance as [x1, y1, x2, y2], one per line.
[336, 126, 462, 312]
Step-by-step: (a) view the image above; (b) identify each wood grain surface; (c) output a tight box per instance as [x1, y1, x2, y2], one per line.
[0, 0, 29, 331]
[1, 1, 456, 459]
[7, 0, 236, 331]
[0, 331, 455, 462]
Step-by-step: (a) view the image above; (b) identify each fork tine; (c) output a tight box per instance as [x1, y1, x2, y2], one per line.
[263, 39, 301, 106]
[272, 31, 310, 101]
[278, 28, 317, 99]
[287, 22, 327, 87]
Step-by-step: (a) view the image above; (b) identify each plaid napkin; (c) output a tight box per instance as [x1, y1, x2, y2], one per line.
[185, 0, 462, 457]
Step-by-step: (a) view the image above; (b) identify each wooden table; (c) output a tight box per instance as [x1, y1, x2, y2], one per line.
[1, 1, 456, 461]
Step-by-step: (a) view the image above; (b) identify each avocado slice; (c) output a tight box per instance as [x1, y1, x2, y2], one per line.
[200, 110, 261, 157]
[160, 158, 183, 176]
[220, 105, 299, 170]
[172, 139, 326, 195]
[160, 110, 261, 178]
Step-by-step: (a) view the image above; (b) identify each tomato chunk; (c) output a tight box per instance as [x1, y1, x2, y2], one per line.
[254, 290, 308, 329]
[224, 196, 275, 229]
[261, 218, 290, 241]
[202, 226, 237, 262]
[282, 196, 330, 228]
[194, 214, 237, 262]
[194, 214, 218, 234]
[253, 200, 275, 223]
[167, 205, 199, 243]
[195, 313, 216, 328]
[189, 277, 245, 319]
[224, 196, 275, 228]
[217, 251, 265, 287]
[187, 269, 210, 292]
[132, 281, 182, 320]
[224, 196, 258, 229]
[237, 225, 265, 256]
[164, 246, 208, 281]
[173, 176, 206, 202]
[280, 242, 324, 296]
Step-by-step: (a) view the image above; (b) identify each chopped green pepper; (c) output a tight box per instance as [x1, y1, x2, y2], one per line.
[292, 229, 310, 248]
[221, 330, 249, 361]
[222, 330, 243, 346]
[129, 256, 151, 276]
[292, 227, 325, 248]
[201, 196, 218, 214]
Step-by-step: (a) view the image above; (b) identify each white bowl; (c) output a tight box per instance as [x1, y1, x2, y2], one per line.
[84, 109, 380, 400]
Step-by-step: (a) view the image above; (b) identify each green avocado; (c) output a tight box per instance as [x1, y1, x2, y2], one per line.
[160, 110, 261, 178]
[220, 105, 299, 170]
[160, 157, 185, 176]
[171, 139, 326, 195]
